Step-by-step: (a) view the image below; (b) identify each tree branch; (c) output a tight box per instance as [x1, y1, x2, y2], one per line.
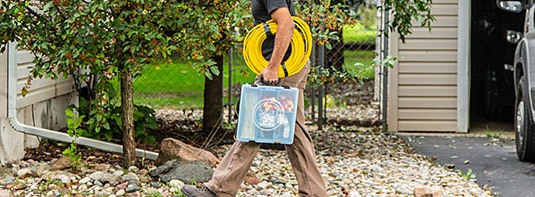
[54, 4, 68, 21]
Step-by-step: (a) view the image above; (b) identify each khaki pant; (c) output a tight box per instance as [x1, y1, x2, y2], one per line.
[206, 62, 327, 197]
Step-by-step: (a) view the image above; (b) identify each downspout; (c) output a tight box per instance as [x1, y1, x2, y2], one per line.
[6, 43, 158, 160]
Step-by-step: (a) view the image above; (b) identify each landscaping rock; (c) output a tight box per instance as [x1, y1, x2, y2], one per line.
[50, 156, 72, 170]
[122, 172, 140, 185]
[156, 138, 220, 167]
[244, 176, 262, 185]
[93, 163, 111, 172]
[31, 163, 51, 176]
[0, 189, 14, 197]
[150, 159, 213, 183]
[0, 167, 13, 179]
[89, 171, 105, 181]
[126, 184, 141, 193]
[16, 168, 38, 178]
[414, 186, 444, 197]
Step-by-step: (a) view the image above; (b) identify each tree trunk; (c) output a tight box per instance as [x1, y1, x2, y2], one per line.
[202, 55, 224, 133]
[120, 68, 136, 167]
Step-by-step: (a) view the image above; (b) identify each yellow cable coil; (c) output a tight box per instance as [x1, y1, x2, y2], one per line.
[243, 16, 312, 78]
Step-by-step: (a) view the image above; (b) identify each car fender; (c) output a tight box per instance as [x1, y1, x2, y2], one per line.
[514, 39, 527, 89]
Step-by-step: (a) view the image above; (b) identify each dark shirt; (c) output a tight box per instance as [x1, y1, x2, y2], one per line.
[251, 0, 296, 61]
[251, 0, 296, 25]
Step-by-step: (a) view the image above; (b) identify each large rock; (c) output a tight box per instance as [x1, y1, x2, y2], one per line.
[150, 159, 213, 183]
[156, 138, 220, 167]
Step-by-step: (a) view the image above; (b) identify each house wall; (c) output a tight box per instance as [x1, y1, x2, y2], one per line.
[0, 46, 77, 163]
[15, 50, 76, 131]
[388, 0, 461, 132]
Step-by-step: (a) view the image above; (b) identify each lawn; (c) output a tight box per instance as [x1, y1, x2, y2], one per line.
[343, 50, 376, 79]
[134, 24, 378, 109]
[133, 56, 255, 109]
[343, 23, 376, 45]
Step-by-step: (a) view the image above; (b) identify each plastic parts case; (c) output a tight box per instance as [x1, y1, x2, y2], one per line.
[236, 84, 299, 145]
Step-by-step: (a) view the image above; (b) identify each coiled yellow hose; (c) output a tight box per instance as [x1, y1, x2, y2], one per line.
[243, 16, 312, 78]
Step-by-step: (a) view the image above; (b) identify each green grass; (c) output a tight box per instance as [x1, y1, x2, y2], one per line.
[133, 63, 205, 109]
[133, 50, 376, 109]
[133, 44, 377, 109]
[343, 50, 376, 79]
[343, 23, 376, 45]
[135, 63, 205, 94]
[133, 56, 255, 109]
[341, 23, 377, 80]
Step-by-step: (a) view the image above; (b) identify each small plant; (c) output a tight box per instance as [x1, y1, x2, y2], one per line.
[457, 168, 477, 180]
[143, 190, 163, 197]
[372, 55, 398, 69]
[484, 125, 504, 139]
[63, 108, 85, 169]
[221, 122, 237, 130]
[170, 185, 187, 197]
[37, 178, 63, 195]
[72, 93, 159, 144]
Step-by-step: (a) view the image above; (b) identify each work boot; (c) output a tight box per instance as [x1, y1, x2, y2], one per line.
[181, 185, 217, 197]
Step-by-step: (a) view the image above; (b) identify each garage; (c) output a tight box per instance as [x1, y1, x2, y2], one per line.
[385, 0, 523, 132]
[471, 0, 524, 123]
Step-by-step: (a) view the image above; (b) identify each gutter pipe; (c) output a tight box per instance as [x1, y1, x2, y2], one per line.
[6, 43, 158, 161]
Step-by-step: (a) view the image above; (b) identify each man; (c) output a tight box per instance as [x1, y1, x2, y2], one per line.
[181, 0, 327, 196]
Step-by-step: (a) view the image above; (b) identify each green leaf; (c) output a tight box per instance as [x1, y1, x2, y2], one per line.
[147, 121, 159, 130]
[103, 122, 110, 130]
[87, 118, 95, 126]
[43, 2, 53, 12]
[145, 135, 156, 144]
[209, 66, 220, 76]
[65, 109, 74, 117]
[325, 42, 332, 50]
[205, 71, 213, 80]
[104, 132, 113, 141]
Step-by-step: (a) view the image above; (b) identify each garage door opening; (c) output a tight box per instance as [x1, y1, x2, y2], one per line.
[470, 0, 524, 132]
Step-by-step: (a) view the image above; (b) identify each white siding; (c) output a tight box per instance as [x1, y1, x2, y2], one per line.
[16, 50, 74, 108]
[388, 0, 459, 132]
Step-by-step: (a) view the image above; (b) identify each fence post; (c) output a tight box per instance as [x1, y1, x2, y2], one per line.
[380, 1, 390, 132]
[318, 44, 325, 130]
[309, 45, 317, 124]
[228, 48, 233, 123]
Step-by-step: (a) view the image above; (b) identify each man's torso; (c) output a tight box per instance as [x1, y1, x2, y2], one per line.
[251, 0, 296, 25]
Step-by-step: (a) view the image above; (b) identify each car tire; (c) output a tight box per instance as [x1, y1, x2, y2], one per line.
[515, 76, 535, 161]
[485, 67, 507, 121]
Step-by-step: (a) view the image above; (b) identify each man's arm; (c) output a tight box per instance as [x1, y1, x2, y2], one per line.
[260, 7, 294, 85]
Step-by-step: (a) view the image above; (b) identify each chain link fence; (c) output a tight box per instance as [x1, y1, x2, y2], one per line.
[134, 3, 380, 128]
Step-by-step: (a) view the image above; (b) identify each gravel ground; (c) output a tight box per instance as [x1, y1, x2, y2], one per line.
[0, 80, 494, 196]
[0, 128, 493, 197]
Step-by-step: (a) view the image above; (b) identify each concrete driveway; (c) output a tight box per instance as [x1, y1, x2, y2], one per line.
[400, 127, 535, 197]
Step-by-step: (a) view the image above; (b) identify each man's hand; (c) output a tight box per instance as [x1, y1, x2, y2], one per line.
[260, 65, 279, 85]
[260, 6, 294, 86]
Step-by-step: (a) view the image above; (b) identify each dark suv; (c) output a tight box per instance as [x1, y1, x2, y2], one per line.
[511, 0, 535, 161]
